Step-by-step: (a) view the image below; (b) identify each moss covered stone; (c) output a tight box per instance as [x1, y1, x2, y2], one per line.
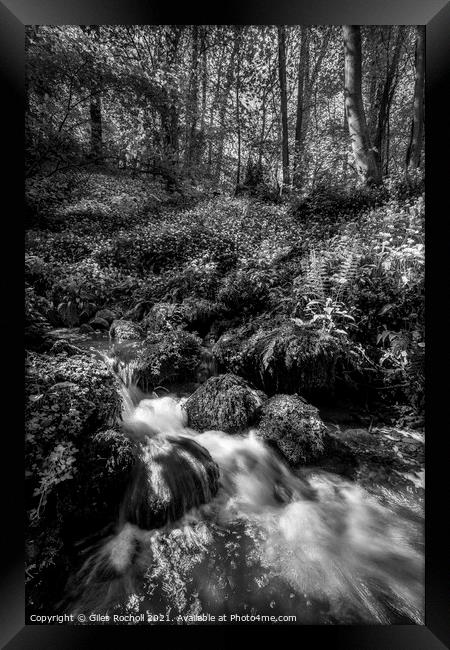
[128, 330, 203, 391]
[183, 373, 266, 433]
[213, 319, 351, 399]
[257, 394, 326, 465]
[109, 319, 143, 342]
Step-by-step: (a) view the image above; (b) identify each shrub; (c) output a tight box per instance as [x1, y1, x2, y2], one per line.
[291, 182, 388, 228]
[143, 298, 223, 336]
[213, 318, 354, 399]
[217, 268, 275, 314]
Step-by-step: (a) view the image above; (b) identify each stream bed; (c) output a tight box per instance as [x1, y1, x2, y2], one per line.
[52, 328, 424, 625]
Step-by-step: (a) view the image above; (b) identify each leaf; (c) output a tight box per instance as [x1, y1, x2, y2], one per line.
[378, 303, 394, 316]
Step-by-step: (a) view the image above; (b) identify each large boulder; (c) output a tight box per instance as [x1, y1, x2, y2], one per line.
[95, 308, 117, 324]
[25, 350, 126, 610]
[110, 319, 143, 342]
[25, 350, 122, 458]
[127, 330, 203, 391]
[89, 316, 110, 331]
[183, 373, 266, 433]
[213, 319, 352, 399]
[257, 394, 326, 465]
[121, 434, 220, 530]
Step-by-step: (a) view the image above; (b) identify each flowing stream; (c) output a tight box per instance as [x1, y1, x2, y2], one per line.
[66, 333, 424, 625]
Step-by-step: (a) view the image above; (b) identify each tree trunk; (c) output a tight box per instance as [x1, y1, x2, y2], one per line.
[235, 33, 242, 191]
[372, 26, 405, 172]
[207, 45, 225, 174]
[343, 25, 381, 185]
[406, 25, 425, 170]
[200, 27, 208, 135]
[215, 29, 240, 184]
[277, 25, 290, 190]
[83, 25, 103, 163]
[185, 26, 200, 169]
[293, 27, 309, 189]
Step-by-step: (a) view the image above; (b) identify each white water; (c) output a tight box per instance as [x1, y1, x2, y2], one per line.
[72, 390, 424, 624]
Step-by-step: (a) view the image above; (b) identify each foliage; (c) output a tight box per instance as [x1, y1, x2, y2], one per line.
[291, 182, 388, 227]
[217, 267, 275, 314]
[213, 318, 355, 399]
[31, 441, 78, 520]
[129, 330, 203, 391]
[143, 299, 223, 335]
[25, 166, 424, 412]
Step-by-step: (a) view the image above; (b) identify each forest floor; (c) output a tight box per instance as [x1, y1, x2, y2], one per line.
[26, 169, 425, 420]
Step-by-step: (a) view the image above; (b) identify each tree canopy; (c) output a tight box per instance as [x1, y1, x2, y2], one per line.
[26, 25, 424, 192]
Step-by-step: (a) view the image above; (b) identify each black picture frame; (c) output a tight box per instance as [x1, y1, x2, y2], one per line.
[1, 0, 448, 647]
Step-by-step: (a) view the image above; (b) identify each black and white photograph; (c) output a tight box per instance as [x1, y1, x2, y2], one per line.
[23, 22, 428, 627]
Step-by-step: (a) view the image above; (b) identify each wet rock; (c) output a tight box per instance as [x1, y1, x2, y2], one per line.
[90, 316, 110, 331]
[95, 309, 117, 324]
[256, 394, 326, 465]
[49, 339, 85, 356]
[124, 300, 152, 322]
[324, 425, 425, 470]
[129, 330, 203, 391]
[110, 319, 143, 342]
[121, 434, 220, 530]
[25, 350, 122, 448]
[56, 301, 81, 327]
[183, 373, 267, 433]
[25, 352, 125, 595]
[79, 323, 95, 334]
[78, 303, 97, 324]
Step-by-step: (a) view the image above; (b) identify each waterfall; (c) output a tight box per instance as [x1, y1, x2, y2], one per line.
[67, 370, 424, 624]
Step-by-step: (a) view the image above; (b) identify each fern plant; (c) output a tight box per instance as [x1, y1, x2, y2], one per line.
[299, 249, 330, 300]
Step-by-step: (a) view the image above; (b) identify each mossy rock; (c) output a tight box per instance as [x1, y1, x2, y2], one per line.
[109, 319, 143, 342]
[128, 330, 203, 391]
[49, 340, 85, 356]
[183, 373, 267, 433]
[257, 394, 326, 465]
[25, 351, 126, 610]
[25, 351, 122, 475]
[95, 309, 117, 324]
[213, 319, 351, 399]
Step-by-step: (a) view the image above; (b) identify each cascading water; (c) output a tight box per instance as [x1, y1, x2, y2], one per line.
[67, 353, 424, 625]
